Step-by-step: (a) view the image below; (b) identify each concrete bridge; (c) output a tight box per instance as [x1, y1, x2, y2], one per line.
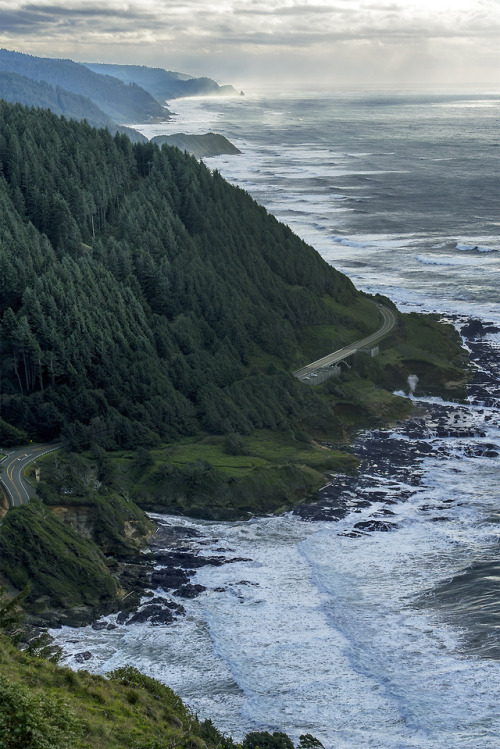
[293, 303, 397, 386]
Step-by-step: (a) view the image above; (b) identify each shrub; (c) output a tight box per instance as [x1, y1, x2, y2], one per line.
[0, 678, 78, 748]
[222, 433, 248, 456]
[242, 731, 295, 749]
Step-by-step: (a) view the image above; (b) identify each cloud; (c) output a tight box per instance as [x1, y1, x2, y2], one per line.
[3, 0, 499, 42]
[0, 0, 499, 86]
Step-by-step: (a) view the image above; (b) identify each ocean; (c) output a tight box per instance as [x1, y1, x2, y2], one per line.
[52, 89, 500, 748]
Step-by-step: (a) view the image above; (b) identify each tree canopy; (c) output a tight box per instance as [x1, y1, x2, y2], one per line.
[0, 100, 371, 450]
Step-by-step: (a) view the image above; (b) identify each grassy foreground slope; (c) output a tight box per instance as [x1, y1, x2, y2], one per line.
[1, 631, 279, 749]
[0, 592, 317, 748]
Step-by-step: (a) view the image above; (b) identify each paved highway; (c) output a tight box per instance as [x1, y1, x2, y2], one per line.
[0, 309, 396, 503]
[293, 304, 397, 382]
[0, 443, 61, 508]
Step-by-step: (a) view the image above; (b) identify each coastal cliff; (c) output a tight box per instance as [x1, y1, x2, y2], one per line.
[0, 99, 469, 620]
[152, 132, 241, 158]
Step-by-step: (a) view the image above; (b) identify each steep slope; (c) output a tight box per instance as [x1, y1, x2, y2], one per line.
[0, 633, 239, 749]
[0, 49, 169, 123]
[0, 628, 315, 749]
[0, 70, 146, 142]
[0, 101, 468, 613]
[84, 62, 240, 101]
[0, 100, 377, 450]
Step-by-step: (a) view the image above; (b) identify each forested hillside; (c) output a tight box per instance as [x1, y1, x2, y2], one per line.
[0, 49, 169, 123]
[84, 62, 239, 101]
[0, 100, 376, 451]
[0, 71, 146, 142]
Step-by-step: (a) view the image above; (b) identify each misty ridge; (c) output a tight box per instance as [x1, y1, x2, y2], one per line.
[0, 49, 240, 148]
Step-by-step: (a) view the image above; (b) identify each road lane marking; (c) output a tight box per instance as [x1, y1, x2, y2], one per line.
[293, 303, 396, 380]
[1, 444, 61, 509]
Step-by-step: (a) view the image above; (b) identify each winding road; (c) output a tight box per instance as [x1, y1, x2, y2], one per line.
[0, 443, 61, 508]
[0, 308, 396, 504]
[293, 303, 397, 382]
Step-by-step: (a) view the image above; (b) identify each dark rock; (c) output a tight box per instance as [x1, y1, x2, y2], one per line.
[91, 621, 108, 631]
[173, 583, 206, 599]
[74, 651, 93, 663]
[149, 609, 175, 625]
[151, 568, 192, 590]
[150, 525, 202, 552]
[125, 611, 148, 625]
[154, 551, 227, 568]
[464, 444, 499, 458]
[148, 597, 185, 614]
[461, 319, 485, 339]
[116, 611, 131, 625]
[353, 520, 397, 533]
[420, 505, 450, 512]
[127, 604, 174, 625]
[106, 623, 117, 630]
[340, 531, 364, 538]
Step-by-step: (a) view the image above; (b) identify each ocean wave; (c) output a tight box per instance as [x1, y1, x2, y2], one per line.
[332, 234, 419, 250]
[456, 242, 498, 253]
[416, 255, 477, 266]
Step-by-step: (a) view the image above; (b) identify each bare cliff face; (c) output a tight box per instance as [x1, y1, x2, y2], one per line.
[0, 491, 9, 519]
[50, 504, 150, 547]
[49, 504, 97, 540]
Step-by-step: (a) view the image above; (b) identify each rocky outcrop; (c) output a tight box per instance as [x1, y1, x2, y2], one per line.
[152, 132, 241, 158]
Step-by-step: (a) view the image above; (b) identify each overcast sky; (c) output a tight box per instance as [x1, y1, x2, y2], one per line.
[0, 0, 499, 89]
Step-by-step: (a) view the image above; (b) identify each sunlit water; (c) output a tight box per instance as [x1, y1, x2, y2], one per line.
[53, 90, 500, 748]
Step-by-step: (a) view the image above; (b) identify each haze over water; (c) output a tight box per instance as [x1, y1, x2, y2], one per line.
[55, 90, 500, 748]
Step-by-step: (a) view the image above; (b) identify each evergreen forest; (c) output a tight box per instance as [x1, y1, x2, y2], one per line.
[0, 70, 146, 142]
[0, 99, 379, 452]
[0, 49, 168, 124]
[83, 62, 239, 101]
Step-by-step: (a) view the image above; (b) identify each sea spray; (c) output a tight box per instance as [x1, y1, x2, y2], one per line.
[408, 374, 419, 394]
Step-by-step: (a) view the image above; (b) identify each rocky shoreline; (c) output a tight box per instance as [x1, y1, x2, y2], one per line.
[49, 318, 499, 641]
[294, 316, 499, 525]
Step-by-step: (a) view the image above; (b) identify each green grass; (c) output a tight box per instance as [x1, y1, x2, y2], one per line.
[0, 499, 118, 610]
[103, 430, 357, 482]
[84, 430, 359, 521]
[162, 439, 270, 476]
[125, 430, 358, 481]
[0, 634, 238, 749]
[358, 312, 470, 398]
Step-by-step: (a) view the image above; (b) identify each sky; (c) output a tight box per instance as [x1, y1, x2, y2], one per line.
[0, 0, 499, 89]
